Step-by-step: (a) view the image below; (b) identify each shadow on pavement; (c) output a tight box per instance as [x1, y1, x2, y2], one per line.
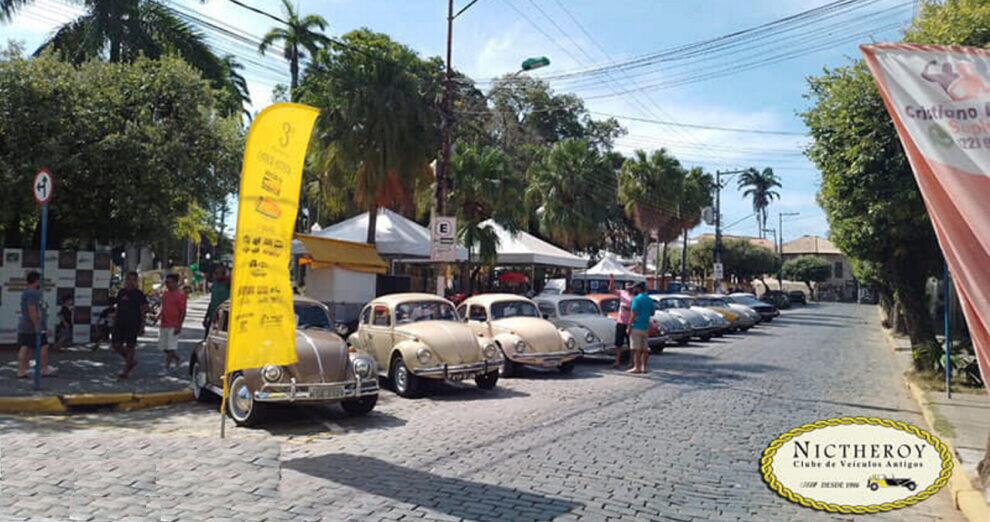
[425, 380, 531, 401]
[284, 453, 580, 521]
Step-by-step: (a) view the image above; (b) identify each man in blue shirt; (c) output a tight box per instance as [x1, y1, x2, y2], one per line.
[627, 283, 655, 374]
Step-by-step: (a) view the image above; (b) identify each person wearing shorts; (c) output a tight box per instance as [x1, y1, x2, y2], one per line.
[158, 273, 186, 370]
[16, 271, 57, 378]
[627, 283, 655, 374]
[611, 280, 634, 369]
[113, 271, 148, 379]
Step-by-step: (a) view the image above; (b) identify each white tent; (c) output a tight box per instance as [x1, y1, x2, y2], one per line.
[300, 208, 467, 260]
[481, 220, 587, 268]
[572, 254, 646, 283]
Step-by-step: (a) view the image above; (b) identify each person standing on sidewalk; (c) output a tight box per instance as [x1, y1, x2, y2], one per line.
[610, 279, 635, 370]
[158, 273, 186, 370]
[627, 283, 655, 374]
[16, 271, 57, 378]
[112, 271, 148, 379]
[203, 266, 229, 338]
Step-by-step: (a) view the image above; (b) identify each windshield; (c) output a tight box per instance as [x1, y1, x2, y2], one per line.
[731, 295, 761, 305]
[695, 297, 729, 307]
[491, 300, 540, 319]
[559, 299, 600, 316]
[598, 298, 620, 313]
[395, 301, 458, 324]
[657, 297, 688, 309]
[295, 304, 331, 329]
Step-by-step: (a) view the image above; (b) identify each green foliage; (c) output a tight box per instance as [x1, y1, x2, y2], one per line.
[300, 29, 440, 240]
[258, 0, 330, 92]
[173, 202, 217, 246]
[448, 144, 525, 265]
[688, 238, 778, 281]
[526, 139, 615, 252]
[618, 148, 685, 243]
[737, 167, 781, 237]
[0, 47, 242, 248]
[782, 255, 831, 285]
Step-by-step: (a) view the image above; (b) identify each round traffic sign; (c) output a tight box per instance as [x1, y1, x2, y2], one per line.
[33, 168, 53, 205]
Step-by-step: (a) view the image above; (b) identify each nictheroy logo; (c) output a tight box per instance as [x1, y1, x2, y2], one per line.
[761, 417, 953, 514]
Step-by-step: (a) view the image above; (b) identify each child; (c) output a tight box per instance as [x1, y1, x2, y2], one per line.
[54, 296, 74, 351]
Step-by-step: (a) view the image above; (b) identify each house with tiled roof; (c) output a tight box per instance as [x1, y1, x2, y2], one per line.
[781, 235, 857, 301]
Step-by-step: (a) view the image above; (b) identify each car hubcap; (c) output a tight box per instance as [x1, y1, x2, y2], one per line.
[395, 365, 408, 393]
[229, 377, 252, 420]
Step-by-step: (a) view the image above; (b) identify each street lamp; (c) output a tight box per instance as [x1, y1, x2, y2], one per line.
[520, 56, 550, 72]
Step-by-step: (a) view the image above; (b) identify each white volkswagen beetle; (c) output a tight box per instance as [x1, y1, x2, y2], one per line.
[458, 294, 581, 375]
[533, 294, 616, 356]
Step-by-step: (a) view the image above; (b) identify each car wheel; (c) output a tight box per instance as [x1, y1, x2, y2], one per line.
[559, 361, 575, 374]
[650, 344, 665, 355]
[869, 483, 878, 491]
[390, 355, 421, 398]
[764, 317, 773, 323]
[677, 338, 689, 346]
[190, 358, 212, 403]
[500, 348, 520, 377]
[227, 373, 267, 427]
[741, 326, 750, 332]
[475, 371, 498, 390]
[341, 394, 378, 416]
[700, 335, 712, 342]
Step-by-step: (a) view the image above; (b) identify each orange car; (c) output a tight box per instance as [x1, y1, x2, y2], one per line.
[585, 293, 667, 350]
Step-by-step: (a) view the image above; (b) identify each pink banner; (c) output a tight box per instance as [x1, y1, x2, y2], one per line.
[861, 43, 990, 391]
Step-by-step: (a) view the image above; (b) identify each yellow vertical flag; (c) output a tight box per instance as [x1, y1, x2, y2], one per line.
[225, 103, 319, 374]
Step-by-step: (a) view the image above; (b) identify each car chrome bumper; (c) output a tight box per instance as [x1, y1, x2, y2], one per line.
[579, 341, 609, 355]
[510, 349, 581, 367]
[413, 358, 503, 379]
[667, 330, 692, 341]
[648, 334, 671, 346]
[254, 377, 379, 403]
[691, 326, 717, 337]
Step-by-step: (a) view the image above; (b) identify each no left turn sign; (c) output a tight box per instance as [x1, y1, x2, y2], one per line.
[33, 168, 53, 205]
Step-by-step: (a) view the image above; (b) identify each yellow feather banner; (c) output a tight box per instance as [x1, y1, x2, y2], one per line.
[225, 103, 319, 375]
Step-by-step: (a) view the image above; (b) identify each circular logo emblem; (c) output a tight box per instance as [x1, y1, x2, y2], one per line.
[761, 417, 952, 514]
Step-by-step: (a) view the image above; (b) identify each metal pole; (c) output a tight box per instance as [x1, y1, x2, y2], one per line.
[944, 263, 952, 399]
[34, 204, 48, 390]
[714, 170, 722, 293]
[778, 212, 784, 290]
[436, 0, 454, 217]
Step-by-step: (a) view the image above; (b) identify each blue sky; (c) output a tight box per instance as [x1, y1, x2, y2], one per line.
[2, 0, 917, 243]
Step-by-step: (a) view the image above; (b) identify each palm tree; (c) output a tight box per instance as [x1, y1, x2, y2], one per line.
[0, 0, 247, 115]
[677, 167, 714, 279]
[301, 29, 439, 245]
[526, 139, 614, 252]
[448, 144, 526, 291]
[258, 0, 330, 96]
[738, 167, 782, 238]
[618, 148, 686, 273]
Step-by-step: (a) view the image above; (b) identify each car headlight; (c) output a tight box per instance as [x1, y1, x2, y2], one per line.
[584, 331, 596, 343]
[262, 365, 283, 383]
[514, 339, 527, 353]
[416, 347, 433, 365]
[352, 358, 373, 379]
[659, 326, 668, 335]
[566, 337, 577, 349]
[483, 343, 498, 359]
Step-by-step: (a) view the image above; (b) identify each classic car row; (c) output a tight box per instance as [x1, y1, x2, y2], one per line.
[191, 291, 780, 426]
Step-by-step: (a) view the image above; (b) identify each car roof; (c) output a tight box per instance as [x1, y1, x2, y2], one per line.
[461, 293, 536, 307]
[584, 293, 618, 301]
[729, 292, 756, 297]
[698, 294, 728, 299]
[370, 293, 453, 307]
[533, 294, 594, 304]
[220, 295, 325, 311]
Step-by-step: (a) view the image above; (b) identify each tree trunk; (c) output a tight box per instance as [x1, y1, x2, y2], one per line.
[658, 241, 669, 290]
[642, 230, 650, 277]
[290, 44, 299, 97]
[888, 257, 936, 346]
[366, 206, 378, 245]
[680, 228, 688, 282]
[879, 288, 895, 328]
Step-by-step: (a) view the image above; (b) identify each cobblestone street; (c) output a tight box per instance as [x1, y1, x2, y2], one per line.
[0, 303, 964, 521]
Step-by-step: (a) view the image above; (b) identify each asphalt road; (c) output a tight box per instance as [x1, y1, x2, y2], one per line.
[0, 302, 963, 521]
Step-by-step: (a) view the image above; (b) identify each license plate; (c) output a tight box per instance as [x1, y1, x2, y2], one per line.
[542, 359, 559, 368]
[310, 386, 345, 400]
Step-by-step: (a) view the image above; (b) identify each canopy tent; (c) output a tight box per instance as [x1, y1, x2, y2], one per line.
[301, 208, 467, 260]
[295, 234, 388, 274]
[572, 254, 647, 283]
[480, 220, 587, 269]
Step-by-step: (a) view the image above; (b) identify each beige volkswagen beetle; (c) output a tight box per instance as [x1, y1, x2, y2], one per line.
[457, 294, 581, 376]
[191, 296, 379, 427]
[348, 293, 503, 397]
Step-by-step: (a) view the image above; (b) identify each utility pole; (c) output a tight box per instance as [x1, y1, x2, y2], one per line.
[436, 0, 455, 217]
[714, 169, 747, 293]
[778, 212, 799, 289]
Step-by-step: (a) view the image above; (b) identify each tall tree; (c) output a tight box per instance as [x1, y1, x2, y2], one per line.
[737, 167, 781, 238]
[618, 149, 686, 272]
[448, 144, 526, 290]
[300, 29, 440, 244]
[526, 139, 614, 252]
[0, 0, 244, 112]
[258, 0, 330, 96]
[781, 256, 831, 299]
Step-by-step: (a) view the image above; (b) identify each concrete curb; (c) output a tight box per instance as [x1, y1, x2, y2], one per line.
[0, 389, 192, 415]
[879, 324, 990, 521]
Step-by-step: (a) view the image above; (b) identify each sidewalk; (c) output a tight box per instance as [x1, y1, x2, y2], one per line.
[0, 296, 209, 411]
[882, 327, 990, 517]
